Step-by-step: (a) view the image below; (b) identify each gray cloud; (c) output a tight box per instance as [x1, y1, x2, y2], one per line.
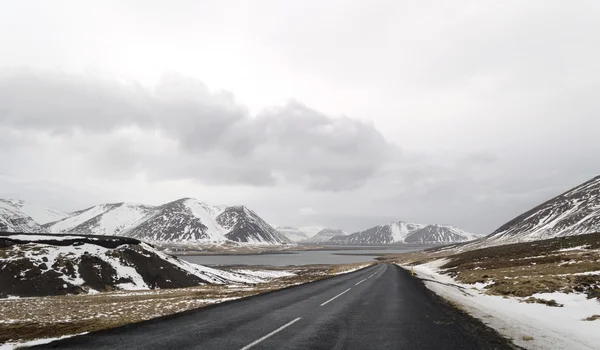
[1, 1, 599, 234]
[0, 69, 397, 191]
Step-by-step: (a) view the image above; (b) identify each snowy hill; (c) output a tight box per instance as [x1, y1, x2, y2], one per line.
[0, 200, 47, 233]
[35, 198, 291, 245]
[301, 228, 347, 243]
[0, 199, 70, 225]
[122, 199, 227, 243]
[404, 224, 482, 244]
[331, 221, 425, 245]
[484, 175, 600, 245]
[0, 233, 283, 298]
[331, 221, 479, 245]
[46, 202, 154, 236]
[218, 205, 292, 244]
[276, 226, 309, 242]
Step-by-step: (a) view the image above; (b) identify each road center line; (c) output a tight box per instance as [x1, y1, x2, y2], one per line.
[355, 278, 367, 286]
[239, 317, 302, 350]
[320, 288, 351, 306]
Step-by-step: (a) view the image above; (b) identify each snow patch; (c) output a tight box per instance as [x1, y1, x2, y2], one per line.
[0, 333, 88, 350]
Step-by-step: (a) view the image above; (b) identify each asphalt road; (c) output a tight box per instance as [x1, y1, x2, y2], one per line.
[34, 264, 514, 350]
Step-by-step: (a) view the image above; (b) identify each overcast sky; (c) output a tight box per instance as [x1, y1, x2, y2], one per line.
[1, 0, 599, 234]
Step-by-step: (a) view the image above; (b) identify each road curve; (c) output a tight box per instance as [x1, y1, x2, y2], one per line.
[33, 264, 514, 350]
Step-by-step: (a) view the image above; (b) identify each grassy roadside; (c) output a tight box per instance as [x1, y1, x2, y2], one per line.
[0, 262, 372, 344]
[385, 233, 600, 302]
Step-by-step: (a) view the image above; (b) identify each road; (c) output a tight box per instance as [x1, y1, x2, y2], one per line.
[34, 264, 514, 350]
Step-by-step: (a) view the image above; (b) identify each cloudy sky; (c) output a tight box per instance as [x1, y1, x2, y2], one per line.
[1, 0, 599, 234]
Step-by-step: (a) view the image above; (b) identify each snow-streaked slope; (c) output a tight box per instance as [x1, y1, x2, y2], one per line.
[0, 200, 46, 233]
[486, 175, 600, 245]
[331, 221, 425, 244]
[219, 206, 293, 245]
[124, 199, 227, 243]
[45, 203, 154, 236]
[276, 226, 309, 242]
[301, 228, 347, 243]
[0, 233, 287, 298]
[404, 224, 481, 244]
[0, 199, 70, 225]
[123, 199, 291, 245]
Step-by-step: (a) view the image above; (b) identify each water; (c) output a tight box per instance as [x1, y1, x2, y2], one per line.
[178, 246, 426, 266]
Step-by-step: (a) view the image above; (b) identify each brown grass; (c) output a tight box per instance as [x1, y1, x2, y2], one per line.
[387, 233, 600, 299]
[583, 315, 600, 321]
[0, 262, 373, 344]
[522, 335, 534, 341]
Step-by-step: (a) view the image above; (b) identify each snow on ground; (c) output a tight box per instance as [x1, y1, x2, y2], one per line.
[5, 234, 95, 241]
[0, 333, 88, 350]
[558, 245, 591, 252]
[401, 260, 600, 350]
[8, 242, 150, 290]
[231, 269, 296, 279]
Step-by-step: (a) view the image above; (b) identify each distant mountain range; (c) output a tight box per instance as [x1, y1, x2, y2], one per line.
[0, 198, 292, 246]
[9, 174, 597, 249]
[331, 222, 481, 245]
[277, 221, 480, 245]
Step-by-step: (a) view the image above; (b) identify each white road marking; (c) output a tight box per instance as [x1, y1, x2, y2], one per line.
[239, 317, 302, 350]
[320, 288, 352, 306]
[355, 278, 367, 286]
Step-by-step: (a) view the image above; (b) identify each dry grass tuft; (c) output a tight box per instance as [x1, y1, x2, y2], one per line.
[522, 297, 563, 307]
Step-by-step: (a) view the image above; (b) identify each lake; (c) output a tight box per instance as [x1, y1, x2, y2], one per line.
[178, 246, 427, 266]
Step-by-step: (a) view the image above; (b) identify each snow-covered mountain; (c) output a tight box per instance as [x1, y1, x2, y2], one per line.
[331, 221, 426, 245]
[0, 200, 48, 233]
[301, 228, 347, 243]
[484, 175, 600, 244]
[121, 199, 228, 243]
[40, 198, 291, 245]
[0, 199, 70, 225]
[330, 221, 479, 245]
[46, 202, 154, 236]
[276, 226, 310, 242]
[0, 233, 286, 298]
[404, 224, 481, 244]
[217, 205, 292, 244]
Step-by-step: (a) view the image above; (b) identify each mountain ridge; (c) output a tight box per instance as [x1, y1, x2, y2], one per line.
[331, 221, 480, 245]
[481, 175, 600, 245]
[1, 198, 292, 246]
